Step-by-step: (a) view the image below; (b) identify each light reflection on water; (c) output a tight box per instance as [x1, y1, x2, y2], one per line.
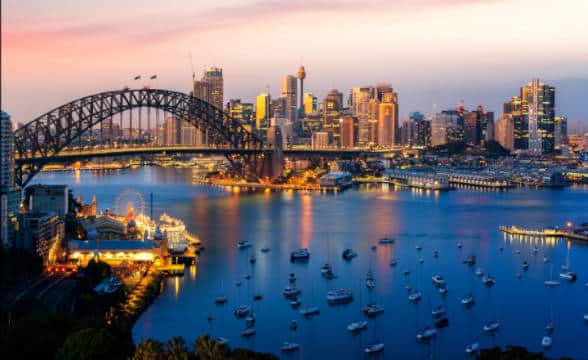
[31, 168, 588, 359]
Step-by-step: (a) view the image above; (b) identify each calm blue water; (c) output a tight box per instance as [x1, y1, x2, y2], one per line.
[33, 168, 588, 359]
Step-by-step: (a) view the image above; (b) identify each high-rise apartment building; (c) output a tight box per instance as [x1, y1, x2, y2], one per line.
[1, 111, 19, 247]
[322, 89, 344, 145]
[303, 93, 318, 114]
[255, 93, 271, 131]
[351, 86, 375, 147]
[201, 66, 224, 109]
[554, 116, 568, 151]
[495, 115, 514, 151]
[281, 75, 298, 125]
[340, 116, 356, 148]
[377, 90, 399, 147]
[410, 112, 430, 147]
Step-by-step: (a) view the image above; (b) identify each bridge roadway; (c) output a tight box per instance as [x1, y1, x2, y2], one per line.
[14, 145, 395, 164]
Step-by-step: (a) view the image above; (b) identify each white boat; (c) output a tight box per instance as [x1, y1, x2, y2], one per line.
[290, 299, 301, 308]
[461, 294, 475, 306]
[416, 244, 423, 251]
[245, 314, 256, 327]
[542, 335, 552, 348]
[416, 327, 437, 342]
[215, 337, 229, 346]
[327, 288, 353, 303]
[432, 275, 445, 286]
[290, 248, 310, 261]
[215, 295, 227, 304]
[364, 342, 384, 353]
[347, 320, 368, 332]
[431, 306, 446, 318]
[364, 303, 385, 317]
[408, 291, 422, 303]
[559, 271, 577, 281]
[280, 342, 300, 352]
[475, 268, 484, 277]
[457, 242, 463, 249]
[283, 286, 301, 298]
[366, 279, 376, 288]
[379, 237, 394, 244]
[237, 240, 252, 249]
[483, 275, 496, 286]
[240, 328, 255, 337]
[320, 263, 332, 274]
[483, 320, 500, 332]
[465, 342, 480, 355]
[233, 305, 251, 318]
[299, 306, 320, 316]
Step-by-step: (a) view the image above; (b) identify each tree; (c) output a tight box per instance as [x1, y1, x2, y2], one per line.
[133, 339, 166, 360]
[165, 336, 190, 360]
[57, 327, 129, 360]
[194, 336, 228, 360]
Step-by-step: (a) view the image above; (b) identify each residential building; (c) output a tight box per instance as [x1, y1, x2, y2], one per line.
[340, 116, 356, 148]
[25, 185, 69, 218]
[377, 90, 399, 147]
[282, 75, 298, 125]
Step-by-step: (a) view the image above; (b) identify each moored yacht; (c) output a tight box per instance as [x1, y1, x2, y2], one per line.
[482, 274, 496, 286]
[559, 271, 577, 281]
[234, 305, 251, 318]
[299, 306, 320, 317]
[347, 320, 368, 332]
[379, 237, 394, 244]
[408, 291, 422, 303]
[216, 337, 229, 346]
[483, 320, 500, 333]
[363, 303, 385, 317]
[542, 335, 552, 348]
[461, 294, 475, 306]
[240, 328, 255, 337]
[280, 342, 300, 352]
[431, 305, 446, 318]
[283, 286, 301, 298]
[342, 248, 357, 260]
[364, 342, 384, 354]
[326, 288, 353, 304]
[432, 275, 445, 286]
[237, 240, 252, 249]
[215, 295, 228, 304]
[465, 342, 480, 355]
[290, 248, 310, 261]
[416, 326, 437, 343]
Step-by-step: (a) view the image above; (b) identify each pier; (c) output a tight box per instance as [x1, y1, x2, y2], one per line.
[500, 225, 588, 242]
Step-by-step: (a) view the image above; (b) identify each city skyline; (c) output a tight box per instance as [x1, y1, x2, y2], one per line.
[2, 0, 588, 128]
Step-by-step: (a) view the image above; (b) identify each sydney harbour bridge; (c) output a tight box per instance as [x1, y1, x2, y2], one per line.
[13, 88, 387, 187]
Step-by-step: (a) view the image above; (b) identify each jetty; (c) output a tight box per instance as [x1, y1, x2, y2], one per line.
[500, 225, 588, 242]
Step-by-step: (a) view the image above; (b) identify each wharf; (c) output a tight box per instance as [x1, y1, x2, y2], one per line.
[500, 226, 588, 242]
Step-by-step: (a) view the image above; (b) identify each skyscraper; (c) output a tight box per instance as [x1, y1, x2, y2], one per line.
[201, 66, 224, 109]
[1, 111, 19, 247]
[554, 116, 568, 151]
[255, 93, 271, 131]
[303, 93, 317, 114]
[322, 89, 343, 145]
[495, 115, 514, 151]
[410, 112, 430, 147]
[511, 78, 555, 155]
[377, 90, 399, 147]
[281, 75, 298, 125]
[340, 116, 356, 148]
[351, 86, 375, 147]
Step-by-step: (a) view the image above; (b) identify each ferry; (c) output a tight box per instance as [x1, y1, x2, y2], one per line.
[159, 213, 192, 253]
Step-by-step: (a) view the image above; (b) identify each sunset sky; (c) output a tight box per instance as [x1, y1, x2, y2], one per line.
[2, 0, 588, 128]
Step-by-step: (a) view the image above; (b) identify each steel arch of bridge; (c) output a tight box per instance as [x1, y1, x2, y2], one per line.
[13, 88, 270, 186]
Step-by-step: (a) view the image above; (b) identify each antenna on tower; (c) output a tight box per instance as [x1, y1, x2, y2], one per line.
[189, 51, 195, 82]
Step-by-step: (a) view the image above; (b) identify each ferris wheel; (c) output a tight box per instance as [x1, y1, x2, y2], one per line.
[113, 189, 146, 217]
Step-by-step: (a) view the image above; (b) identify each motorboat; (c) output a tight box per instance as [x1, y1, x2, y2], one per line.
[465, 342, 480, 355]
[483, 320, 500, 333]
[432, 275, 445, 286]
[234, 305, 251, 318]
[215, 337, 229, 346]
[389, 259, 398, 267]
[408, 291, 422, 303]
[237, 240, 252, 249]
[559, 271, 577, 282]
[290, 248, 310, 261]
[290, 299, 301, 308]
[542, 335, 552, 348]
[240, 328, 255, 337]
[483, 275, 496, 286]
[347, 320, 368, 332]
[280, 342, 300, 352]
[364, 342, 384, 354]
[363, 303, 384, 317]
[260, 247, 270, 253]
[461, 294, 475, 306]
[326, 288, 353, 304]
[283, 286, 301, 298]
[431, 306, 446, 318]
[364, 342, 384, 353]
[416, 326, 437, 342]
[379, 237, 395, 244]
[299, 306, 320, 317]
[249, 255, 256, 264]
[342, 248, 357, 260]
[215, 295, 228, 304]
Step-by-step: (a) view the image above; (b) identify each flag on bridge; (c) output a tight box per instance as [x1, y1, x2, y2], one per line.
[134, 75, 141, 80]
[150, 75, 157, 80]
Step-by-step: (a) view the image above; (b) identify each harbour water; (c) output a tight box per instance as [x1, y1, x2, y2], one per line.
[32, 167, 588, 359]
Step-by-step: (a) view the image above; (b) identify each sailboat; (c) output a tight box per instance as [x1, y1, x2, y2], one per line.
[364, 310, 384, 353]
[348, 281, 368, 332]
[541, 335, 553, 348]
[465, 342, 480, 355]
[560, 242, 577, 281]
[281, 320, 299, 352]
[545, 265, 560, 287]
[215, 281, 228, 304]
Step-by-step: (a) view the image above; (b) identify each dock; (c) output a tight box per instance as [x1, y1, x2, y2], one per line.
[500, 226, 588, 242]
